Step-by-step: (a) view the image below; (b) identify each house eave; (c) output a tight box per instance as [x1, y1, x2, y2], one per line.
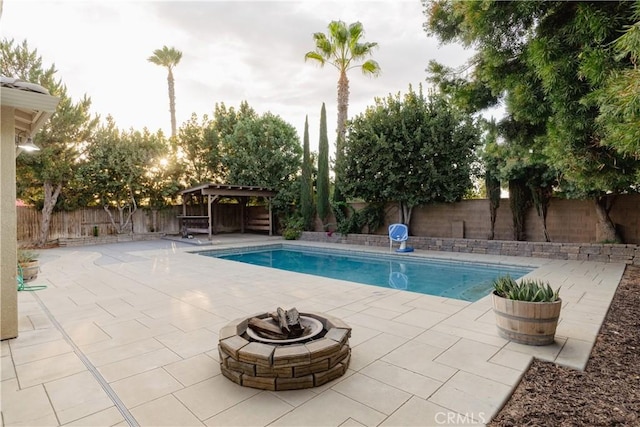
[1, 86, 59, 135]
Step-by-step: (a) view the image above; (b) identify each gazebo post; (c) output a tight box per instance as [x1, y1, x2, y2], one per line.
[240, 197, 246, 234]
[209, 195, 220, 239]
[207, 195, 213, 240]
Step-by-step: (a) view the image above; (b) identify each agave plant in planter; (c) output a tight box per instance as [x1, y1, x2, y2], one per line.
[491, 275, 561, 346]
[18, 249, 40, 283]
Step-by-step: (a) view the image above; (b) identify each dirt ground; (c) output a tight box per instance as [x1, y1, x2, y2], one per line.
[489, 265, 640, 426]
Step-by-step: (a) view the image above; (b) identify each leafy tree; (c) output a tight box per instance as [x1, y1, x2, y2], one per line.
[2, 38, 97, 246]
[424, 0, 640, 242]
[1, 39, 56, 88]
[139, 133, 182, 232]
[483, 127, 558, 241]
[211, 101, 258, 181]
[316, 102, 330, 224]
[305, 20, 381, 203]
[591, 3, 640, 159]
[300, 115, 315, 230]
[176, 103, 256, 190]
[213, 101, 257, 137]
[80, 118, 164, 233]
[341, 86, 480, 226]
[148, 45, 182, 138]
[222, 110, 302, 213]
[177, 113, 222, 186]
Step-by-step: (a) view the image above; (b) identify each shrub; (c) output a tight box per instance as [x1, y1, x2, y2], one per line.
[492, 275, 560, 302]
[17, 249, 39, 264]
[281, 215, 304, 240]
[282, 228, 302, 240]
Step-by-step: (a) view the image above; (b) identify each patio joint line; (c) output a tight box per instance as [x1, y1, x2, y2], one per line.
[31, 292, 140, 427]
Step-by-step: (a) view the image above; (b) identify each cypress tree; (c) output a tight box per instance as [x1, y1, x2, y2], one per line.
[300, 115, 314, 230]
[317, 103, 330, 224]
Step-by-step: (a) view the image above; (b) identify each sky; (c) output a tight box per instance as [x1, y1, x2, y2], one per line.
[1, 0, 482, 154]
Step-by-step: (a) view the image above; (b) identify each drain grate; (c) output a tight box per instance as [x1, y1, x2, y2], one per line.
[32, 292, 139, 427]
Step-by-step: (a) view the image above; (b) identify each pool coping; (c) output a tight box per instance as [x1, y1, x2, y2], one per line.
[195, 242, 537, 302]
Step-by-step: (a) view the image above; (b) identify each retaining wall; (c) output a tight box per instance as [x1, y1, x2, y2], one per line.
[300, 232, 640, 265]
[56, 233, 164, 247]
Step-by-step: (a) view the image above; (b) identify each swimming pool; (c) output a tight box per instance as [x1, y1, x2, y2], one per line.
[198, 245, 534, 302]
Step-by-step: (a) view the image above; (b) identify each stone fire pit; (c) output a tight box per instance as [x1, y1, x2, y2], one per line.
[218, 311, 351, 390]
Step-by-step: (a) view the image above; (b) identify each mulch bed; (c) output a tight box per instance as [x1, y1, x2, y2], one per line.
[489, 265, 640, 426]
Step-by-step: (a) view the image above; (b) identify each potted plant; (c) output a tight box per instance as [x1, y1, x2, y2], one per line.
[491, 275, 561, 346]
[18, 249, 40, 282]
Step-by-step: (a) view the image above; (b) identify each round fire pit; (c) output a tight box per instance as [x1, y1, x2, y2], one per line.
[218, 312, 351, 390]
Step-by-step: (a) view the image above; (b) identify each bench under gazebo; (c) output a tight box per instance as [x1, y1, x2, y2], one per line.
[178, 183, 276, 240]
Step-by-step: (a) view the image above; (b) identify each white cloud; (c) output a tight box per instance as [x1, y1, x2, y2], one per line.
[1, 0, 474, 155]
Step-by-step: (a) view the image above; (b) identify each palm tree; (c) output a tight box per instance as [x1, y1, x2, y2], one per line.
[305, 20, 380, 202]
[148, 46, 182, 138]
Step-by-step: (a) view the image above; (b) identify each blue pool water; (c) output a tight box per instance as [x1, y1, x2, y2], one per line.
[199, 245, 533, 302]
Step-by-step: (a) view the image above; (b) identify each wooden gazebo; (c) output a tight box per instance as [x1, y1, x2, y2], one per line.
[178, 183, 276, 240]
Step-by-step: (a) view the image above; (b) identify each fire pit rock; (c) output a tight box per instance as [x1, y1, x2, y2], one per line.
[218, 311, 351, 390]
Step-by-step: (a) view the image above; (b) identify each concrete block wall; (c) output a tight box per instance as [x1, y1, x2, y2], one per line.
[342, 194, 640, 245]
[299, 232, 640, 265]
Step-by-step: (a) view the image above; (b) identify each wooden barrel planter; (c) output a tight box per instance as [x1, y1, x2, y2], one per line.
[492, 293, 562, 346]
[19, 261, 40, 283]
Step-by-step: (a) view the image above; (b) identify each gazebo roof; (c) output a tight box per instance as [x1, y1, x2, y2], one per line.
[179, 183, 276, 198]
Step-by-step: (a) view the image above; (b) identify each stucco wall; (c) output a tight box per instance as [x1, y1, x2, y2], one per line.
[1, 106, 18, 340]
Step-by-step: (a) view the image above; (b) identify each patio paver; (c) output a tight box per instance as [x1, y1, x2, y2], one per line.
[0, 236, 625, 426]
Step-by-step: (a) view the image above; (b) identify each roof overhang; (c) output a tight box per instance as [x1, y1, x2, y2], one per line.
[180, 183, 276, 198]
[1, 85, 60, 135]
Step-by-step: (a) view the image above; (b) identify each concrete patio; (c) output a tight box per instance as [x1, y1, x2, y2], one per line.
[1, 235, 626, 426]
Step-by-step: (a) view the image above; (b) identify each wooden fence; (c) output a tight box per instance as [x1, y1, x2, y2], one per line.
[17, 193, 640, 245]
[16, 205, 271, 243]
[16, 206, 181, 242]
